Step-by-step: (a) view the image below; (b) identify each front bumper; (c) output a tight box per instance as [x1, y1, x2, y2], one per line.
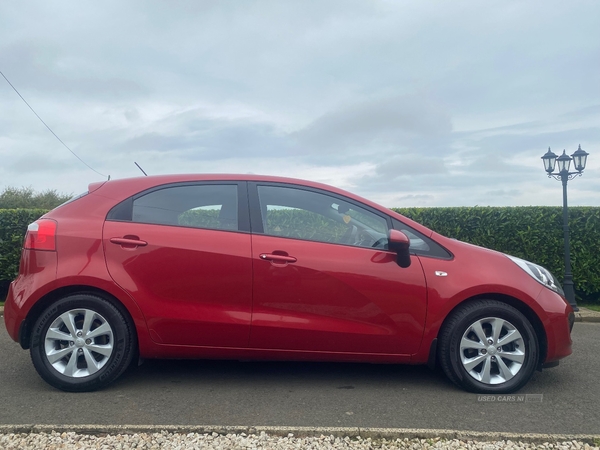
[537, 288, 574, 364]
[568, 311, 575, 333]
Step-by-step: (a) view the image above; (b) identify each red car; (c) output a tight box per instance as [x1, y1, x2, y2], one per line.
[4, 174, 574, 393]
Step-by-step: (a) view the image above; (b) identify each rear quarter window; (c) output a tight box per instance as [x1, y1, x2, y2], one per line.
[107, 184, 240, 231]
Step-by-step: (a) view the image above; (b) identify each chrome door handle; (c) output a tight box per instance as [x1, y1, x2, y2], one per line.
[259, 253, 297, 263]
[110, 237, 148, 247]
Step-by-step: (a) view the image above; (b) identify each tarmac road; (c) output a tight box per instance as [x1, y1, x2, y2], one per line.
[0, 322, 598, 435]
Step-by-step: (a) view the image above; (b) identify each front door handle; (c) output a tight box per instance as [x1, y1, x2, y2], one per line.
[110, 236, 148, 247]
[259, 253, 297, 263]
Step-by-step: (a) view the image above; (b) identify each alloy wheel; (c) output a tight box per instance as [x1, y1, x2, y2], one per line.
[459, 317, 525, 385]
[44, 308, 114, 378]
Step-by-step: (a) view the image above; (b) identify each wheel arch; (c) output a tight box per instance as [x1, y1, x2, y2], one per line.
[19, 285, 139, 351]
[428, 293, 547, 370]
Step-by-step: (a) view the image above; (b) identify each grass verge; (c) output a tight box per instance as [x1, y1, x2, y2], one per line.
[580, 303, 600, 312]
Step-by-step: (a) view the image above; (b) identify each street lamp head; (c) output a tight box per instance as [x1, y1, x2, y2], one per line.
[571, 144, 589, 172]
[556, 150, 572, 173]
[541, 147, 558, 173]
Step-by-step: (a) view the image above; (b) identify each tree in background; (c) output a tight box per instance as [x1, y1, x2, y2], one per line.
[0, 186, 72, 210]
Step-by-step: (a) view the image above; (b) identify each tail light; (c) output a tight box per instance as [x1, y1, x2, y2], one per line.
[24, 219, 57, 251]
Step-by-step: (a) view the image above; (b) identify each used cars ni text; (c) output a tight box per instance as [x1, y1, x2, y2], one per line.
[4, 174, 574, 393]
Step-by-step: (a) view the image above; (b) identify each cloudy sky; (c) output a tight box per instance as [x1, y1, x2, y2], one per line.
[1, 1, 599, 207]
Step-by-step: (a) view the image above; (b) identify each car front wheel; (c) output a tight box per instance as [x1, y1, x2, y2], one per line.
[439, 300, 539, 393]
[30, 294, 136, 392]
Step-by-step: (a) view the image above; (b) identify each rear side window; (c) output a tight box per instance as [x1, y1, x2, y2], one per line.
[55, 191, 88, 209]
[108, 184, 239, 231]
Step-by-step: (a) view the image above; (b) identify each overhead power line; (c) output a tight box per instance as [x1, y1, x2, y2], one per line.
[0, 69, 107, 178]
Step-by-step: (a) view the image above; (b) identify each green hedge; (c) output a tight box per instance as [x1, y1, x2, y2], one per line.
[1, 207, 599, 303]
[0, 209, 48, 281]
[394, 207, 600, 302]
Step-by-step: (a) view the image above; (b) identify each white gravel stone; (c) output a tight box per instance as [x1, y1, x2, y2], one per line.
[0, 431, 598, 450]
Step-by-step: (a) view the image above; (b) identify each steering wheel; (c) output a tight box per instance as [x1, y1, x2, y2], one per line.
[371, 237, 388, 249]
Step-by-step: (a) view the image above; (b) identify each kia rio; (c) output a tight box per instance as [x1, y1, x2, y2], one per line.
[4, 174, 574, 393]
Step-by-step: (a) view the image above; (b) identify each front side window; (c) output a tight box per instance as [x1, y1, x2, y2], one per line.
[257, 185, 388, 248]
[130, 184, 239, 231]
[392, 218, 452, 259]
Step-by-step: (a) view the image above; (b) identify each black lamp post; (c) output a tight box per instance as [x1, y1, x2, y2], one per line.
[541, 145, 589, 311]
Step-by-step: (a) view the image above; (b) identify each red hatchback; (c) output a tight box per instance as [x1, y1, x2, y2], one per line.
[4, 174, 574, 393]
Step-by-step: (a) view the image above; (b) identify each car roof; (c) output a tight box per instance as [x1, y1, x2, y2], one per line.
[92, 174, 364, 201]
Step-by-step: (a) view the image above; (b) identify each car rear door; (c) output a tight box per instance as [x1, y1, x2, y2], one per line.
[248, 183, 428, 356]
[103, 182, 253, 348]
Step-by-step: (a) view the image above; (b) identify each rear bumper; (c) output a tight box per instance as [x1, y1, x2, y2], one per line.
[3, 282, 21, 343]
[4, 249, 58, 345]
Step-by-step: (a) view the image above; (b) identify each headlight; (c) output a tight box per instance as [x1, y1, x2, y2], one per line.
[505, 254, 565, 297]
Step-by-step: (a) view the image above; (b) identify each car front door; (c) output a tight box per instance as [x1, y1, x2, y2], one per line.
[248, 183, 427, 356]
[103, 182, 253, 348]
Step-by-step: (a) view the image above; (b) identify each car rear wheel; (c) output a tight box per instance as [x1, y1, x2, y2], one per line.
[30, 294, 136, 392]
[438, 300, 539, 393]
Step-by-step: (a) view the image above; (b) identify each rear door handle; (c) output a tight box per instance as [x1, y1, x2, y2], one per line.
[110, 237, 148, 247]
[259, 253, 297, 263]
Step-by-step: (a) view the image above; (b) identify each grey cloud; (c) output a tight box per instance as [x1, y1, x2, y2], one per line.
[1, 1, 598, 207]
[458, 127, 600, 157]
[354, 164, 542, 206]
[122, 133, 194, 153]
[292, 95, 452, 152]
[124, 108, 141, 123]
[465, 155, 525, 174]
[8, 151, 80, 174]
[0, 41, 148, 100]
[375, 156, 447, 180]
[482, 189, 522, 198]
[391, 194, 436, 204]
[120, 118, 291, 161]
[462, 105, 600, 136]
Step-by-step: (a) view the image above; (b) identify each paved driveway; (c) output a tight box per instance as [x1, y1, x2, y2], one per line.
[1, 321, 598, 435]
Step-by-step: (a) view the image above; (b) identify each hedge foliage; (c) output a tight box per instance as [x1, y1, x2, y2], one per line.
[394, 206, 600, 301]
[1, 206, 599, 303]
[0, 186, 71, 209]
[0, 209, 47, 281]
[181, 209, 350, 241]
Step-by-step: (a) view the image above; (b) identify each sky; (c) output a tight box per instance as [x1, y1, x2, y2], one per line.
[1, 0, 599, 207]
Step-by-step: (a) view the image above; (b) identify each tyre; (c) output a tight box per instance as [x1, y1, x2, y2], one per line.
[438, 299, 539, 394]
[30, 294, 136, 392]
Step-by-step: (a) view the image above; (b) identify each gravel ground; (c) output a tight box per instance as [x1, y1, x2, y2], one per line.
[0, 431, 598, 450]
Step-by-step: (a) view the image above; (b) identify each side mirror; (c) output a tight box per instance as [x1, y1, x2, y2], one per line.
[388, 229, 411, 268]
